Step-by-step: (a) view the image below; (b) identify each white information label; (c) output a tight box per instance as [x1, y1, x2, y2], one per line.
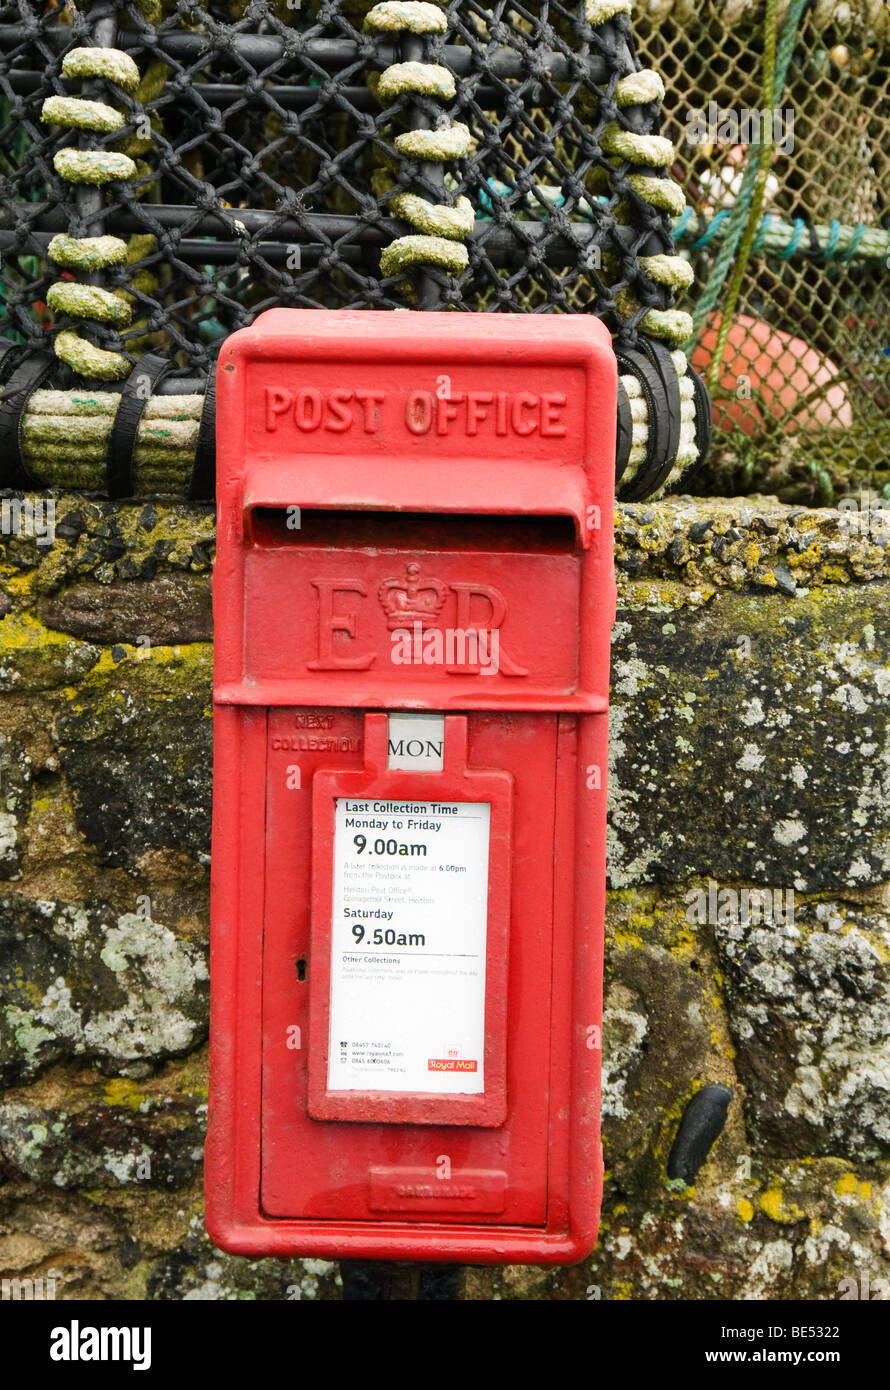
[386, 713, 445, 772]
[327, 798, 490, 1093]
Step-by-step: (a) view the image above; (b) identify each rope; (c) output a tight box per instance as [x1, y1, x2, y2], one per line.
[44, 45, 143, 380]
[21, 390, 199, 492]
[583, 0, 702, 489]
[365, 2, 471, 280]
[690, 0, 810, 367]
[707, 0, 781, 390]
[620, 350, 698, 481]
[12, 0, 704, 501]
[838, 221, 868, 262]
[480, 180, 890, 267]
[634, 0, 888, 39]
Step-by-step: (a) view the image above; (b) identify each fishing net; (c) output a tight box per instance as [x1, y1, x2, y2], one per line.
[635, 0, 890, 503]
[23, 1, 886, 498]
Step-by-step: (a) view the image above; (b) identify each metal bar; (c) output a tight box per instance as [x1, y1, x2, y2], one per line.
[1, 71, 373, 110]
[0, 29, 607, 85]
[0, 213, 624, 267]
[0, 205, 400, 242]
[1, 72, 564, 113]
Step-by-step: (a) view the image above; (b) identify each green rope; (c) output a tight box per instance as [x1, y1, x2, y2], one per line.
[838, 221, 867, 261]
[705, 0, 779, 392]
[689, 0, 810, 362]
[751, 212, 771, 253]
[675, 208, 890, 264]
[778, 218, 804, 259]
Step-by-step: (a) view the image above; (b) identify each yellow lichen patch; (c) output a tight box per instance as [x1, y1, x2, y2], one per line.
[616, 577, 716, 612]
[103, 1078, 147, 1111]
[84, 641, 213, 682]
[759, 1185, 805, 1224]
[760, 1186, 784, 1220]
[737, 1197, 755, 1222]
[1, 609, 85, 652]
[88, 646, 134, 677]
[628, 909, 656, 932]
[612, 924, 645, 950]
[669, 922, 697, 958]
[788, 541, 822, 570]
[834, 1172, 858, 1196]
[3, 572, 41, 598]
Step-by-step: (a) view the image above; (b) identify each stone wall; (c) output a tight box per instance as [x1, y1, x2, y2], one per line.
[1, 492, 888, 1300]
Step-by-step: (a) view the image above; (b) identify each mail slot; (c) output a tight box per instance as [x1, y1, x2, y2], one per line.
[206, 308, 615, 1264]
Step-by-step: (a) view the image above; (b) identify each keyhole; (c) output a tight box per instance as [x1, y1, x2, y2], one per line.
[296, 958, 307, 982]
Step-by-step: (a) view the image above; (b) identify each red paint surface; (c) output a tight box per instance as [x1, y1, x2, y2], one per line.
[206, 309, 616, 1263]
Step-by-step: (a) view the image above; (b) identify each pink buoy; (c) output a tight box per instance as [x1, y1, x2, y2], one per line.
[693, 312, 851, 435]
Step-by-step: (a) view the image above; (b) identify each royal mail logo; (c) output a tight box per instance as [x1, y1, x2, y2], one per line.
[428, 1058, 478, 1072]
[378, 563, 448, 630]
[308, 566, 528, 676]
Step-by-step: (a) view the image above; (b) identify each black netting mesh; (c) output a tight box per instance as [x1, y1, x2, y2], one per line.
[635, 3, 890, 501]
[0, 0, 679, 378]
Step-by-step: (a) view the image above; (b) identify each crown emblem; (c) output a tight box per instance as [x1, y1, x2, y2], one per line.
[378, 562, 448, 630]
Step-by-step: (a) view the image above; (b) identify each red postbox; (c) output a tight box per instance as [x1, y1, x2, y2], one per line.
[206, 309, 615, 1264]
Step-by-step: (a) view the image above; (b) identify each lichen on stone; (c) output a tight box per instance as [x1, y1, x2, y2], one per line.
[716, 900, 890, 1159]
[0, 894, 208, 1083]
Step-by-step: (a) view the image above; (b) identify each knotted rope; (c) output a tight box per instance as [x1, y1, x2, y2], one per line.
[42, 46, 142, 381]
[365, 2, 473, 279]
